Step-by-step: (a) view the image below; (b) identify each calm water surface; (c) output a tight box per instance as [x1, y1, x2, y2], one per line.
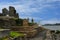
[42, 25, 60, 30]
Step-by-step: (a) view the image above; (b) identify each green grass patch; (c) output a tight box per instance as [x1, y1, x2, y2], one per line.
[10, 31, 25, 38]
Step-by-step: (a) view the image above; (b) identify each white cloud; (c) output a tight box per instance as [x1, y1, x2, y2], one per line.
[0, 0, 60, 24]
[41, 18, 60, 24]
[0, 3, 40, 15]
[0, 0, 60, 14]
[20, 16, 42, 20]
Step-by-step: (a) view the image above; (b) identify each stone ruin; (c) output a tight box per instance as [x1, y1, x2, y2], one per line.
[0, 6, 36, 29]
[0, 6, 19, 28]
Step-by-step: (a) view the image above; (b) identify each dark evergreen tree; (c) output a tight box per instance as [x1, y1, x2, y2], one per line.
[31, 18, 34, 23]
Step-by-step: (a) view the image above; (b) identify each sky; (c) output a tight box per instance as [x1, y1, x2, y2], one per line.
[0, 0, 60, 24]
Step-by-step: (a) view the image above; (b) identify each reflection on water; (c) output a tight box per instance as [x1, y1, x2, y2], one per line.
[42, 25, 60, 30]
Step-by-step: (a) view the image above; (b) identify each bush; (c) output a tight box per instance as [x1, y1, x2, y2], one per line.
[56, 30, 60, 34]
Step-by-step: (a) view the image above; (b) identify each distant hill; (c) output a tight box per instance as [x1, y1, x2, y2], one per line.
[43, 23, 60, 26]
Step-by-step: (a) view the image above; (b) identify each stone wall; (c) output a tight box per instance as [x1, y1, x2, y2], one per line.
[9, 6, 19, 18]
[0, 19, 16, 28]
[2, 8, 8, 16]
[0, 6, 19, 28]
[0, 29, 10, 38]
[11, 26, 37, 37]
[0, 6, 19, 18]
[23, 19, 29, 26]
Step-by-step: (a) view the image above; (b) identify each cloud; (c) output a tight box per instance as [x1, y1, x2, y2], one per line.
[20, 16, 42, 20]
[0, 0, 60, 14]
[0, 0, 60, 24]
[41, 18, 60, 24]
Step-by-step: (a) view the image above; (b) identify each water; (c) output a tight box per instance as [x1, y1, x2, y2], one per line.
[42, 25, 60, 30]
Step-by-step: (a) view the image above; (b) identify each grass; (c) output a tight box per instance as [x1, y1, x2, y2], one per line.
[0, 31, 25, 40]
[10, 31, 25, 38]
[0, 37, 9, 40]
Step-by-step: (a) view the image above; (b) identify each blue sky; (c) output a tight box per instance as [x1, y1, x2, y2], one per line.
[0, 0, 60, 24]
